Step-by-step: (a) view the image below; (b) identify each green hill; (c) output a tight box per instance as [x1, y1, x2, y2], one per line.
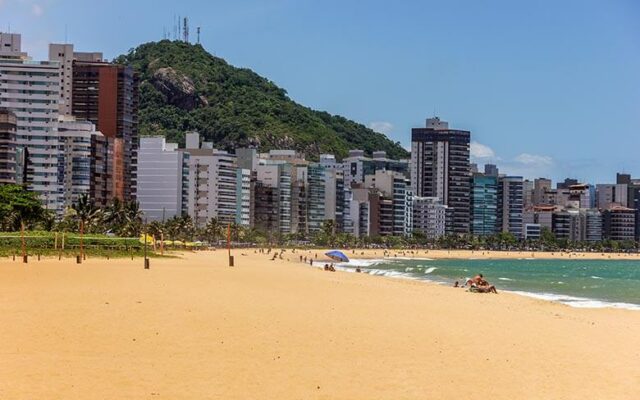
[116, 40, 408, 160]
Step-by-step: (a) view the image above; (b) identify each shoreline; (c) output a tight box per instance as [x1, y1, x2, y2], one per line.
[301, 248, 640, 261]
[292, 249, 640, 311]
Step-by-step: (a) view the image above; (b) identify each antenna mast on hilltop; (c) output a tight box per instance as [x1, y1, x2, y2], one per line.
[173, 15, 178, 40]
[197, 27, 201, 44]
[183, 17, 189, 42]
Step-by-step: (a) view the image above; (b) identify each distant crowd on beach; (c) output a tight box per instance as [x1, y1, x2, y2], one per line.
[254, 247, 502, 294]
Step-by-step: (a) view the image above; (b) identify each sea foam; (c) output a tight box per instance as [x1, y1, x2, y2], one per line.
[508, 291, 640, 311]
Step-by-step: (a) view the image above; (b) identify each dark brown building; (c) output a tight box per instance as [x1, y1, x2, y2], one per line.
[0, 108, 17, 184]
[602, 206, 636, 241]
[71, 61, 139, 203]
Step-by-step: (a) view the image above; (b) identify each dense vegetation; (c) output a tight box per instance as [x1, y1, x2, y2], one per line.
[115, 40, 409, 160]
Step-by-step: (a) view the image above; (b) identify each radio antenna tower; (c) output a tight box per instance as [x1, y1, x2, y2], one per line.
[183, 17, 189, 42]
[197, 27, 201, 44]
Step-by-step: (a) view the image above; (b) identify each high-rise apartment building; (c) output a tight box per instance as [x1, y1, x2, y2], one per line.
[557, 178, 578, 190]
[136, 137, 189, 222]
[186, 139, 239, 227]
[235, 169, 252, 227]
[323, 167, 345, 232]
[596, 184, 628, 209]
[342, 149, 409, 189]
[255, 161, 293, 235]
[413, 197, 449, 239]
[602, 206, 635, 241]
[568, 184, 595, 209]
[533, 178, 552, 206]
[0, 108, 17, 183]
[483, 164, 499, 177]
[48, 43, 103, 116]
[497, 176, 524, 238]
[70, 60, 138, 202]
[364, 170, 413, 236]
[57, 116, 107, 214]
[523, 179, 534, 209]
[471, 174, 498, 236]
[307, 163, 326, 234]
[411, 117, 471, 234]
[0, 33, 61, 209]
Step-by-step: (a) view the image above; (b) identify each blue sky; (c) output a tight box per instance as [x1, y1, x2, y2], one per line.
[1, 0, 639, 183]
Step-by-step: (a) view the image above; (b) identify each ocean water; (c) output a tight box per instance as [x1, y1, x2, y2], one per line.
[335, 258, 640, 310]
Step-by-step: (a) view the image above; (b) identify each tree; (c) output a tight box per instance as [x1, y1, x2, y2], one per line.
[71, 194, 99, 231]
[540, 227, 556, 249]
[165, 215, 196, 241]
[204, 217, 222, 243]
[0, 184, 46, 231]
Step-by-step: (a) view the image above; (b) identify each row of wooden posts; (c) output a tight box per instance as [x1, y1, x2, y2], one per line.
[16, 221, 152, 268]
[13, 221, 235, 268]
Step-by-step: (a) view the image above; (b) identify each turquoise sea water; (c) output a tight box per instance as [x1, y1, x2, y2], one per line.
[337, 258, 640, 310]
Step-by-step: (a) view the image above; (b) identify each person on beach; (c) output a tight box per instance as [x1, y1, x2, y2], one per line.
[466, 274, 498, 293]
[465, 274, 484, 287]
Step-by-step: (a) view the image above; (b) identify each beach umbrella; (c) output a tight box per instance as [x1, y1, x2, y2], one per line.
[325, 250, 349, 263]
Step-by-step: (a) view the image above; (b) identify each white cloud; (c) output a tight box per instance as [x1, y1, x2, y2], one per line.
[499, 153, 555, 179]
[470, 143, 554, 179]
[513, 153, 553, 166]
[470, 141, 496, 160]
[368, 121, 394, 135]
[31, 3, 43, 16]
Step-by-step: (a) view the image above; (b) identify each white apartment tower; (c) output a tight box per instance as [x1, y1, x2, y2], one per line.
[57, 116, 105, 214]
[137, 137, 188, 222]
[185, 133, 239, 227]
[0, 33, 61, 209]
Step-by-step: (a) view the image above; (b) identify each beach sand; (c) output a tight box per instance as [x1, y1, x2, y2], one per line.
[0, 250, 638, 399]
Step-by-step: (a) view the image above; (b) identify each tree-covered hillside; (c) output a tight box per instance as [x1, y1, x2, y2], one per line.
[116, 40, 408, 160]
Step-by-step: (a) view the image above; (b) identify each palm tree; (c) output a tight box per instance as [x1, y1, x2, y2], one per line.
[121, 201, 143, 237]
[99, 198, 124, 234]
[71, 194, 98, 259]
[205, 217, 222, 244]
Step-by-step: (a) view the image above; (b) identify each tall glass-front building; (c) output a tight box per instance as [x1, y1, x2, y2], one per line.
[471, 174, 498, 236]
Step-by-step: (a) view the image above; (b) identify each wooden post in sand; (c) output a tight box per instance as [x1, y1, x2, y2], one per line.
[144, 219, 150, 270]
[227, 223, 234, 267]
[160, 232, 164, 256]
[21, 221, 27, 263]
[79, 220, 84, 263]
[60, 232, 64, 260]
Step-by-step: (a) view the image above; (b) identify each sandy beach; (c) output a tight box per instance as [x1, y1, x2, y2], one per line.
[0, 250, 638, 399]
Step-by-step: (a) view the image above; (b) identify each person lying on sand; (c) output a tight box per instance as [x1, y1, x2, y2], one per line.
[469, 285, 498, 294]
[465, 274, 498, 293]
